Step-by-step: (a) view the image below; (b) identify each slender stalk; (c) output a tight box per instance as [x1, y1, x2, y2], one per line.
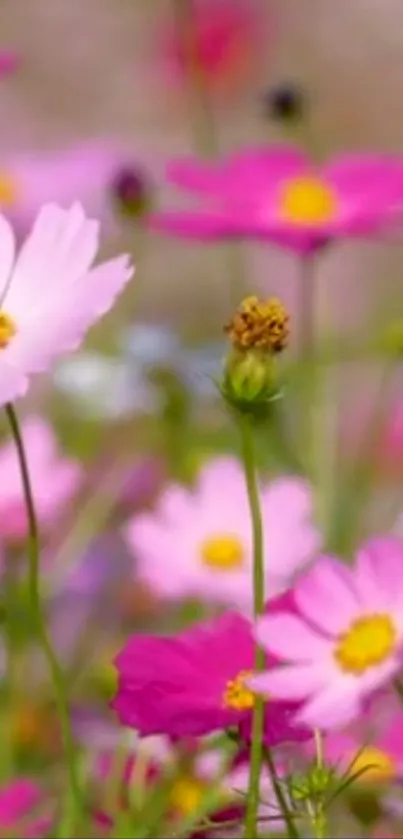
[5, 403, 82, 836]
[312, 729, 327, 839]
[263, 747, 300, 839]
[298, 254, 316, 359]
[238, 414, 265, 838]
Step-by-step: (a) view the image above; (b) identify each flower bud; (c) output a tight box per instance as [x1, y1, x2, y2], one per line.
[111, 166, 152, 219]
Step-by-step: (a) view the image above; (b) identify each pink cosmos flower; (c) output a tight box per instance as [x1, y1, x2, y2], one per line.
[0, 141, 134, 236]
[157, 0, 266, 102]
[111, 611, 309, 744]
[150, 146, 403, 253]
[0, 416, 81, 540]
[0, 51, 19, 78]
[125, 456, 319, 613]
[0, 201, 133, 406]
[250, 537, 403, 730]
[314, 712, 403, 785]
[0, 779, 48, 837]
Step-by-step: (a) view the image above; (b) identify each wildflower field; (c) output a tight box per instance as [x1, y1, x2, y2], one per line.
[0, 1, 403, 836]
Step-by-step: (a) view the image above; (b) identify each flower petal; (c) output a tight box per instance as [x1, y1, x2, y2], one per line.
[249, 662, 327, 701]
[0, 214, 15, 299]
[295, 682, 360, 730]
[255, 614, 329, 661]
[294, 557, 360, 635]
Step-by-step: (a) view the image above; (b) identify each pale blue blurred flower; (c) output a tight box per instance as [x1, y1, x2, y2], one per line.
[123, 323, 225, 401]
[53, 351, 159, 419]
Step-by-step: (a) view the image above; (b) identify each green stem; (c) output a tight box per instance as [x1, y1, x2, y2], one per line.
[5, 403, 82, 836]
[263, 747, 300, 839]
[238, 414, 265, 838]
[298, 255, 316, 359]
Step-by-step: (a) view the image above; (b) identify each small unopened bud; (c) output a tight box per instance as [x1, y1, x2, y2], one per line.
[290, 765, 335, 805]
[220, 296, 289, 416]
[263, 84, 305, 122]
[111, 166, 152, 219]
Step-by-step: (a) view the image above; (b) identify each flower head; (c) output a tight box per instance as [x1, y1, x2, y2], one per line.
[157, 0, 266, 102]
[250, 538, 403, 729]
[0, 416, 81, 540]
[150, 146, 403, 253]
[125, 456, 319, 613]
[225, 296, 289, 353]
[112, 611, 308, 744]
[0, 779, 49, 837]
[0, 202, 133, 406]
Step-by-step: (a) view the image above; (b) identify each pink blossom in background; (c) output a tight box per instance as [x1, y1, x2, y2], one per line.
[0, 141, 137, 236]
[111, 610, 309, 744]
[0, 202, 133, 406]
[312, 712, 403, 785]
[150, 147, 403, 253]
[0, 416, 81, 540]
[125, 456, 319, 613]
[250, 537, 403, 730]
[0, 779, 49, 837]
[158, 0, 266, 102]
[0, 51, 19, 78]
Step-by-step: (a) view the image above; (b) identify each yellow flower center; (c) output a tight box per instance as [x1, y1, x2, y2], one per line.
[223, 669, 255, 710]
[0, 173, 18, 207]
[279, 176, 337, 225]
[0, 311, 16, 348]
[225, 295, 289, 353]
[349, 746, 396, 784]
[200, 534, 245, 570]
[334, 614, 397, 674]
[169, 775, 207, 816]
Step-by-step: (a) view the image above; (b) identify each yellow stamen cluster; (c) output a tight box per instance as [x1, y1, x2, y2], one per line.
[334, 614, 396, 675]
[350, 746, 396, 784]
[201, 534, 244, 570]
[225, 296, 289, 354]
[222, 669, 255, 710]
[0, 311, 16, 348]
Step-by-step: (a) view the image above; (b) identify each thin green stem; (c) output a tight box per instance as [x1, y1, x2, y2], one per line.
[238, 414, 265, 838]
[5, 403, 82, 836]
[263, 748, 300, 839]
[298, 255, 316, 359]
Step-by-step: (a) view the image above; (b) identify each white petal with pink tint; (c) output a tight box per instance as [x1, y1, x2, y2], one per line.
[255, 614, 329, 661]
[0, 215, 15, 297]
[294, 557, 360, 634]
[249, 662, 329, 700]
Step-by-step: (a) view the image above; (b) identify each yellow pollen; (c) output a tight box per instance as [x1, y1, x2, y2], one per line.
[279, 175, 337, 225]
[169, 775, 207, 816]
[334, 614, 397, 675]
[223, 669, 255, 710]
[0, 311, 16, 348]
[201, 534, 245, 570]
[349, 746, 396, 784]
[225, 295, 289, 353]
[0, 174, 18, 207]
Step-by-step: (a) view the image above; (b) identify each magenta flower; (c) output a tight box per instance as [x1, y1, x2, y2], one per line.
[250, 538, 403, 730]
[111, 611, 309, 744]
[157, 0, 266, 102]
[125, 456, 319, 613]
[0, 202, 133, 406]
[0, 779, 48, 837]
[150, 146, 403, 253]
[0, 51, 19, 78]
[0, 416, 81, 540]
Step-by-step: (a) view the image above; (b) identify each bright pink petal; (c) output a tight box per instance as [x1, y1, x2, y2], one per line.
[255, 614, 329, 661]
[148, 210, 237, 239]
[294, 557, 360, 635]
[166, 158, 225, 195]
[224, 145, 309, 196]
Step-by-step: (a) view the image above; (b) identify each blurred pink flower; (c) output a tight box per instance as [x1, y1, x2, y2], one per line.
[0, 141, 135, 235]
[125, 456, 319, 613]
[314, 712, 403, 785]
[0, 202, 133, 406]
[111, 611, 309, 744]
[0, 416, 81, 540]
[0, 51, 19, 78]
[158, 0, 266, 102]
[150, 147, 403, 253]
[250, 537, 403, 730]
[0, 779, 48, 837]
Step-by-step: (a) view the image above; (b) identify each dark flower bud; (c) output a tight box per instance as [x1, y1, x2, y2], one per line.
[263, 84, 305, 122]
[111, 166, 152, 219]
